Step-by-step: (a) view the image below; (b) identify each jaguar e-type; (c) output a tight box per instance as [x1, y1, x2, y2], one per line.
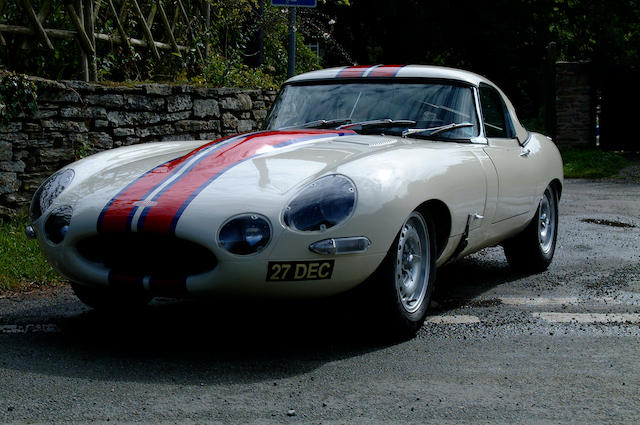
[27, 65, 563, 336]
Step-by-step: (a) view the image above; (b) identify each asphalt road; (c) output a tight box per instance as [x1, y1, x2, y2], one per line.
[1, 179, 639, 424]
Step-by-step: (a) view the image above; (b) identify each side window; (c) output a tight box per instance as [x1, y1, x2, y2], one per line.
[479, 85, 511, 138]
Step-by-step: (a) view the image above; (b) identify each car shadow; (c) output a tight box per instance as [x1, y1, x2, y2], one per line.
[429, 247, 528, 312]
[3, 295, 396, 386]
[2, 247, 530, 386]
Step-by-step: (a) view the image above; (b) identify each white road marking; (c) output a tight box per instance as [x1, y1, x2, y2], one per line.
[533, 312, 640, 324]
[0, 324, 61, 334]
[425, 315, 481, 324]
[494, 296, 638, 306]
[498, 296, 579, 305]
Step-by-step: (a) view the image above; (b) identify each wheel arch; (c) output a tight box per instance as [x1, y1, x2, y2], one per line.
[549, 178, 563, 201]
[414, 199, 452, 260]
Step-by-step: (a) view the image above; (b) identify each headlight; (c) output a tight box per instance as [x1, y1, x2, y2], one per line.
[44, 205, 72, 244]
[30, 169, 74, 221]
[218, 214, 272, 255]
[284, 174, 356, 232]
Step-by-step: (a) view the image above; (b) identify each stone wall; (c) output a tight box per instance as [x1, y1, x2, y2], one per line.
[555, 61, 594, 147]
[0, 77, 276, 216]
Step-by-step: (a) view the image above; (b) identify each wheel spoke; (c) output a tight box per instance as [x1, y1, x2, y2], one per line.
[393, 212, 431, 314]
[537, 189, 556, 254]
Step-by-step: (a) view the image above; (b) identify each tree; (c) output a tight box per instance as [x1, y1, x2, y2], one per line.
[319, 0, 639, 127]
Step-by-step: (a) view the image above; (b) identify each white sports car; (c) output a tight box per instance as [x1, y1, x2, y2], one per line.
[27, 65, 563, 336]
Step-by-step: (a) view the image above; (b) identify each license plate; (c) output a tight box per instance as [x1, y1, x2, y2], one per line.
[266, 260, 334, 282]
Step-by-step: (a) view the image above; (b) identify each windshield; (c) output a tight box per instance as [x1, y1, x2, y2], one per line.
[265, 81, 480, 139]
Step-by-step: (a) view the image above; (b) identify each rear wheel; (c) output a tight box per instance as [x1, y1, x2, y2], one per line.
[370, 211, 437, 338]
[503, 185, 558, 272]
[71, 282, 151, 311]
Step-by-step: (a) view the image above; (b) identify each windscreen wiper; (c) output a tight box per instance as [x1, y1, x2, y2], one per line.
[336, 119, 416, 131]
[279, 118, 352, 130]
[402, 122, 474, 138]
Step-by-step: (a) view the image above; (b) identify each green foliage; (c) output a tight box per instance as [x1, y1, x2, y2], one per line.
[0, 214, 64, 292]
[561, 148, 630, 179]
[97, 46, 149, 82]
[0, 2, 85, 80]
[258, 8, 322, 79]
[198, 53, 279, 89]
[326, 0, 640, 130]
[73, 139, 90, 160]
[0, 0, 344, 88]
[547, 0, 640, 65]
[0, 72, 38, 125]
[196, 0, 321, 88]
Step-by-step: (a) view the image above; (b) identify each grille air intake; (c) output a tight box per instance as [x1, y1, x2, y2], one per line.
[76, 233, 217, 279]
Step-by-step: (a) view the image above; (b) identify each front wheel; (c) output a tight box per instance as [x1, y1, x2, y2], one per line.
[503, 185, 558, 272]
[370, 210, 437, 338]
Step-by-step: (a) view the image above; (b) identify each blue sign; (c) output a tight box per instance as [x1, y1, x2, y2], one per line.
[271, 0, 317, 7]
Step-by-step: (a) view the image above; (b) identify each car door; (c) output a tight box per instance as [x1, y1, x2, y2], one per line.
[479, 84, 537, 224]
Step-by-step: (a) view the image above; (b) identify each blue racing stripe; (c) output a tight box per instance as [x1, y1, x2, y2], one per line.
[168, 131, 353, 233]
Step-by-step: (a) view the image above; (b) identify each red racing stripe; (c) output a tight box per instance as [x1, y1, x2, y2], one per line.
[98, 136, 234, 233]
[138, 130, 352, 234]
[368, 65, 406, 77]
[337, 65, 372, 78]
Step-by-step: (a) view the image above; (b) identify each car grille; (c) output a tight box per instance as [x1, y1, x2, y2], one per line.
[76, 233, 217, 279]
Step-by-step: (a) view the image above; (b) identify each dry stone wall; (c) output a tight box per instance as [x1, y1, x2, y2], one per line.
[0, 77, 276, 216]
[555, 61, 594, 147]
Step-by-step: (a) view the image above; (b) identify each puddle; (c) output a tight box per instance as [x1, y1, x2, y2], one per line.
[581, 218, 636, 228]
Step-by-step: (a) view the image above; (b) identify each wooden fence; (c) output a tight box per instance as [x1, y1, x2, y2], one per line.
[0, 0, 211, 81]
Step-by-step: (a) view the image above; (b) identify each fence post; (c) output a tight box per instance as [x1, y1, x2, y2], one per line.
[84, 0, 97, 81]
[157, 0, 181, 57]
[76, 0, 89, 81]
[107, 0, 132, 52]
[132, 0, 160, 60]
[19, 0, 54, 50]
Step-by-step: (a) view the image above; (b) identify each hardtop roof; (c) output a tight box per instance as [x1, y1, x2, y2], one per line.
[286, 65, 493, 87]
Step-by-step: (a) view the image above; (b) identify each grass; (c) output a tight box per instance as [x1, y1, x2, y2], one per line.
[0, 213, 64, 292]
[561, 148, 632, 179]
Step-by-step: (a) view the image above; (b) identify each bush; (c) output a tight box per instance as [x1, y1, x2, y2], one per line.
[0, 72, 38, 125]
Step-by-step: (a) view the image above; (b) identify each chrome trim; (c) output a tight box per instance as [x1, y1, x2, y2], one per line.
[470, 136, 488, 145]
[216, 213, 273, 256]
[282, 174, 358, 234]
[309, 236, 371, 255]
[472, 86, 487, 139]
[25, 225, 37, 240]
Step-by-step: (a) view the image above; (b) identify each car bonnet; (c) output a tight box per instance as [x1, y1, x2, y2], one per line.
[92, 129, 366, 235]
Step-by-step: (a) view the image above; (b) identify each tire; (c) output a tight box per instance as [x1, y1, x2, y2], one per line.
[369, 210, 437, 338]
[503, 185, 558, 272]
[71, 282, 151, 311]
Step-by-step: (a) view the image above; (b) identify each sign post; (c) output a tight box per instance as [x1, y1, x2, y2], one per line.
[271, 0, 317, 78]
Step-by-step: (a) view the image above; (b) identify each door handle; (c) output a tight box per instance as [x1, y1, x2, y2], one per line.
[520, 148, 531, 157]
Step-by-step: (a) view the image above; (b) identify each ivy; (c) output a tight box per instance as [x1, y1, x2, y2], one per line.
[0, 72, 38, 125]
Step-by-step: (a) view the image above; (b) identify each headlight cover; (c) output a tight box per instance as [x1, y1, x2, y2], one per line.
[218, 214, 272, 255]
[44, 205, 72, 244]
[284, 174, 357, 232]
[30, 169, 74, 222]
